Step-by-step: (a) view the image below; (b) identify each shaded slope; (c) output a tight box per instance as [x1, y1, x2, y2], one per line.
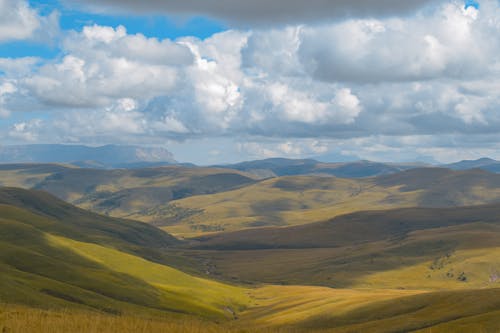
[185, 204, 500, 290]
[0, 187, 250, 319]
[375, 167, 500, 206]
[191, 204, 500, 250]
[0, 187, 180, 251]
[0, 164, 257, 227]
[444, 157, 500, 173]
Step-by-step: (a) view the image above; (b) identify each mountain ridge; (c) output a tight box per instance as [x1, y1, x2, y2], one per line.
[0, 144, 176, 169]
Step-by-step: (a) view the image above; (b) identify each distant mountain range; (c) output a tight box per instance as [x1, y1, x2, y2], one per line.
[214, 158, 429, 178]
[1, 144, 500, 176]
[443, 157, 500, 173]
[0, 144, 176, 168]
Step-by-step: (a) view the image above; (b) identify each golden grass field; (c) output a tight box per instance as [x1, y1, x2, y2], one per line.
[3, 286, 500, 332]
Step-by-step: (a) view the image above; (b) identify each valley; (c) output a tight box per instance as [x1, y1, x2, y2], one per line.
[1, 162, 500, 332]
[2, 164, 500, 237]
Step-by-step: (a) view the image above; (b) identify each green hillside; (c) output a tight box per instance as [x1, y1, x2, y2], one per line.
[0, 188, 250, 319]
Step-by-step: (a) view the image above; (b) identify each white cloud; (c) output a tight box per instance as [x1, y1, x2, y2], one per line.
[0, 57, 40, 77]
[0, 0, 59, 43]
[24, 25, 185, 108]
[237, 139, 333, 159]
[0, 81, 16, 118]
[5, 1, 500, 163]
[153, 114, 190, 134]
[297, 3, 489, 83]
[8, 119, 42, 141]
[263, 83, 361, 125]
[0, 0, 40, 42]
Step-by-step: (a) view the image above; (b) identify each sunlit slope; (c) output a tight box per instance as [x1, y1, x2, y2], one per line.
[187, 204, 500, 290]
[1, 188, 500, 331]
[167, 168, 500, 235]
[239, 287, 500, 332]
[3, 288, 500, 333]
[46, 235, 250, 317]
[0, 188, 250, 319]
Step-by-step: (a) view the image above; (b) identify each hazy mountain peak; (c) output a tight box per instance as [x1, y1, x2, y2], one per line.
[0, 144, 176, 168]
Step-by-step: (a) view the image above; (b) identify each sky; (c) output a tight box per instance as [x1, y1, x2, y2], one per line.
[1, 0, 499, 165]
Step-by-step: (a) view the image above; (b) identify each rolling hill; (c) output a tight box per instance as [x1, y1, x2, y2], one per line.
[164, 168, 500, 236]
[215, 158, 423, 179]
[183, 203, 500, 292]
[1, 187, 500, 332]
[3, 164, 500, 237]
[0, 164, 257, 228]
[0, 187, 250, 320]
[444, 157, 500, 173]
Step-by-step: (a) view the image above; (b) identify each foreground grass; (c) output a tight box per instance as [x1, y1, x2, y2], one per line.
[3, 286, 500, 333]
[0, 304, 305, 333]
[0, 304, 231, 333]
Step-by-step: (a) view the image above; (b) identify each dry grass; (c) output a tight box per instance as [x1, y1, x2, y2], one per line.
[0, 304, 230, 333]
[168, 170, 500, 237]
[240, 286, 425, 328]
[0, 304, 307, 333]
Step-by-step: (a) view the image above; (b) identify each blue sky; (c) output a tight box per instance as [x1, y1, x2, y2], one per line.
[3, 0, 500, 164]
[3, 0, 226, 59]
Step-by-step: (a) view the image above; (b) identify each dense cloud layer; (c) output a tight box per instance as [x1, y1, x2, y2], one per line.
[2, 0, 500, 163]
[74, 0, 441, 25]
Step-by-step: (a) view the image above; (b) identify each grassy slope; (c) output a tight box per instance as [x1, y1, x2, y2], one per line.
[298, 288, 500, 332]
[0, 303, 258, 333]
[1, 187, 500, 331]
[0, 164, 257, 227]
[183, 204, 500, 291]
[191, 204, 500, 249]
[4, 288, 499, 333]
[4, 165, 500, 237]
[0, 188, 250, 319]
[167, 168, 500, 236]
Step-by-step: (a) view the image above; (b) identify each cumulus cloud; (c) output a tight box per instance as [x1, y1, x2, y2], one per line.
[23, 25, 189, 108]
[0, 0, 59, 43]
[0, 57, 40, 77]
[298, 3, 491, 83]
[73, 0, 441, 25]
[8, 119, 43, 141]
[0, 81, 16, 118]
[5, 0, 500, 163]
